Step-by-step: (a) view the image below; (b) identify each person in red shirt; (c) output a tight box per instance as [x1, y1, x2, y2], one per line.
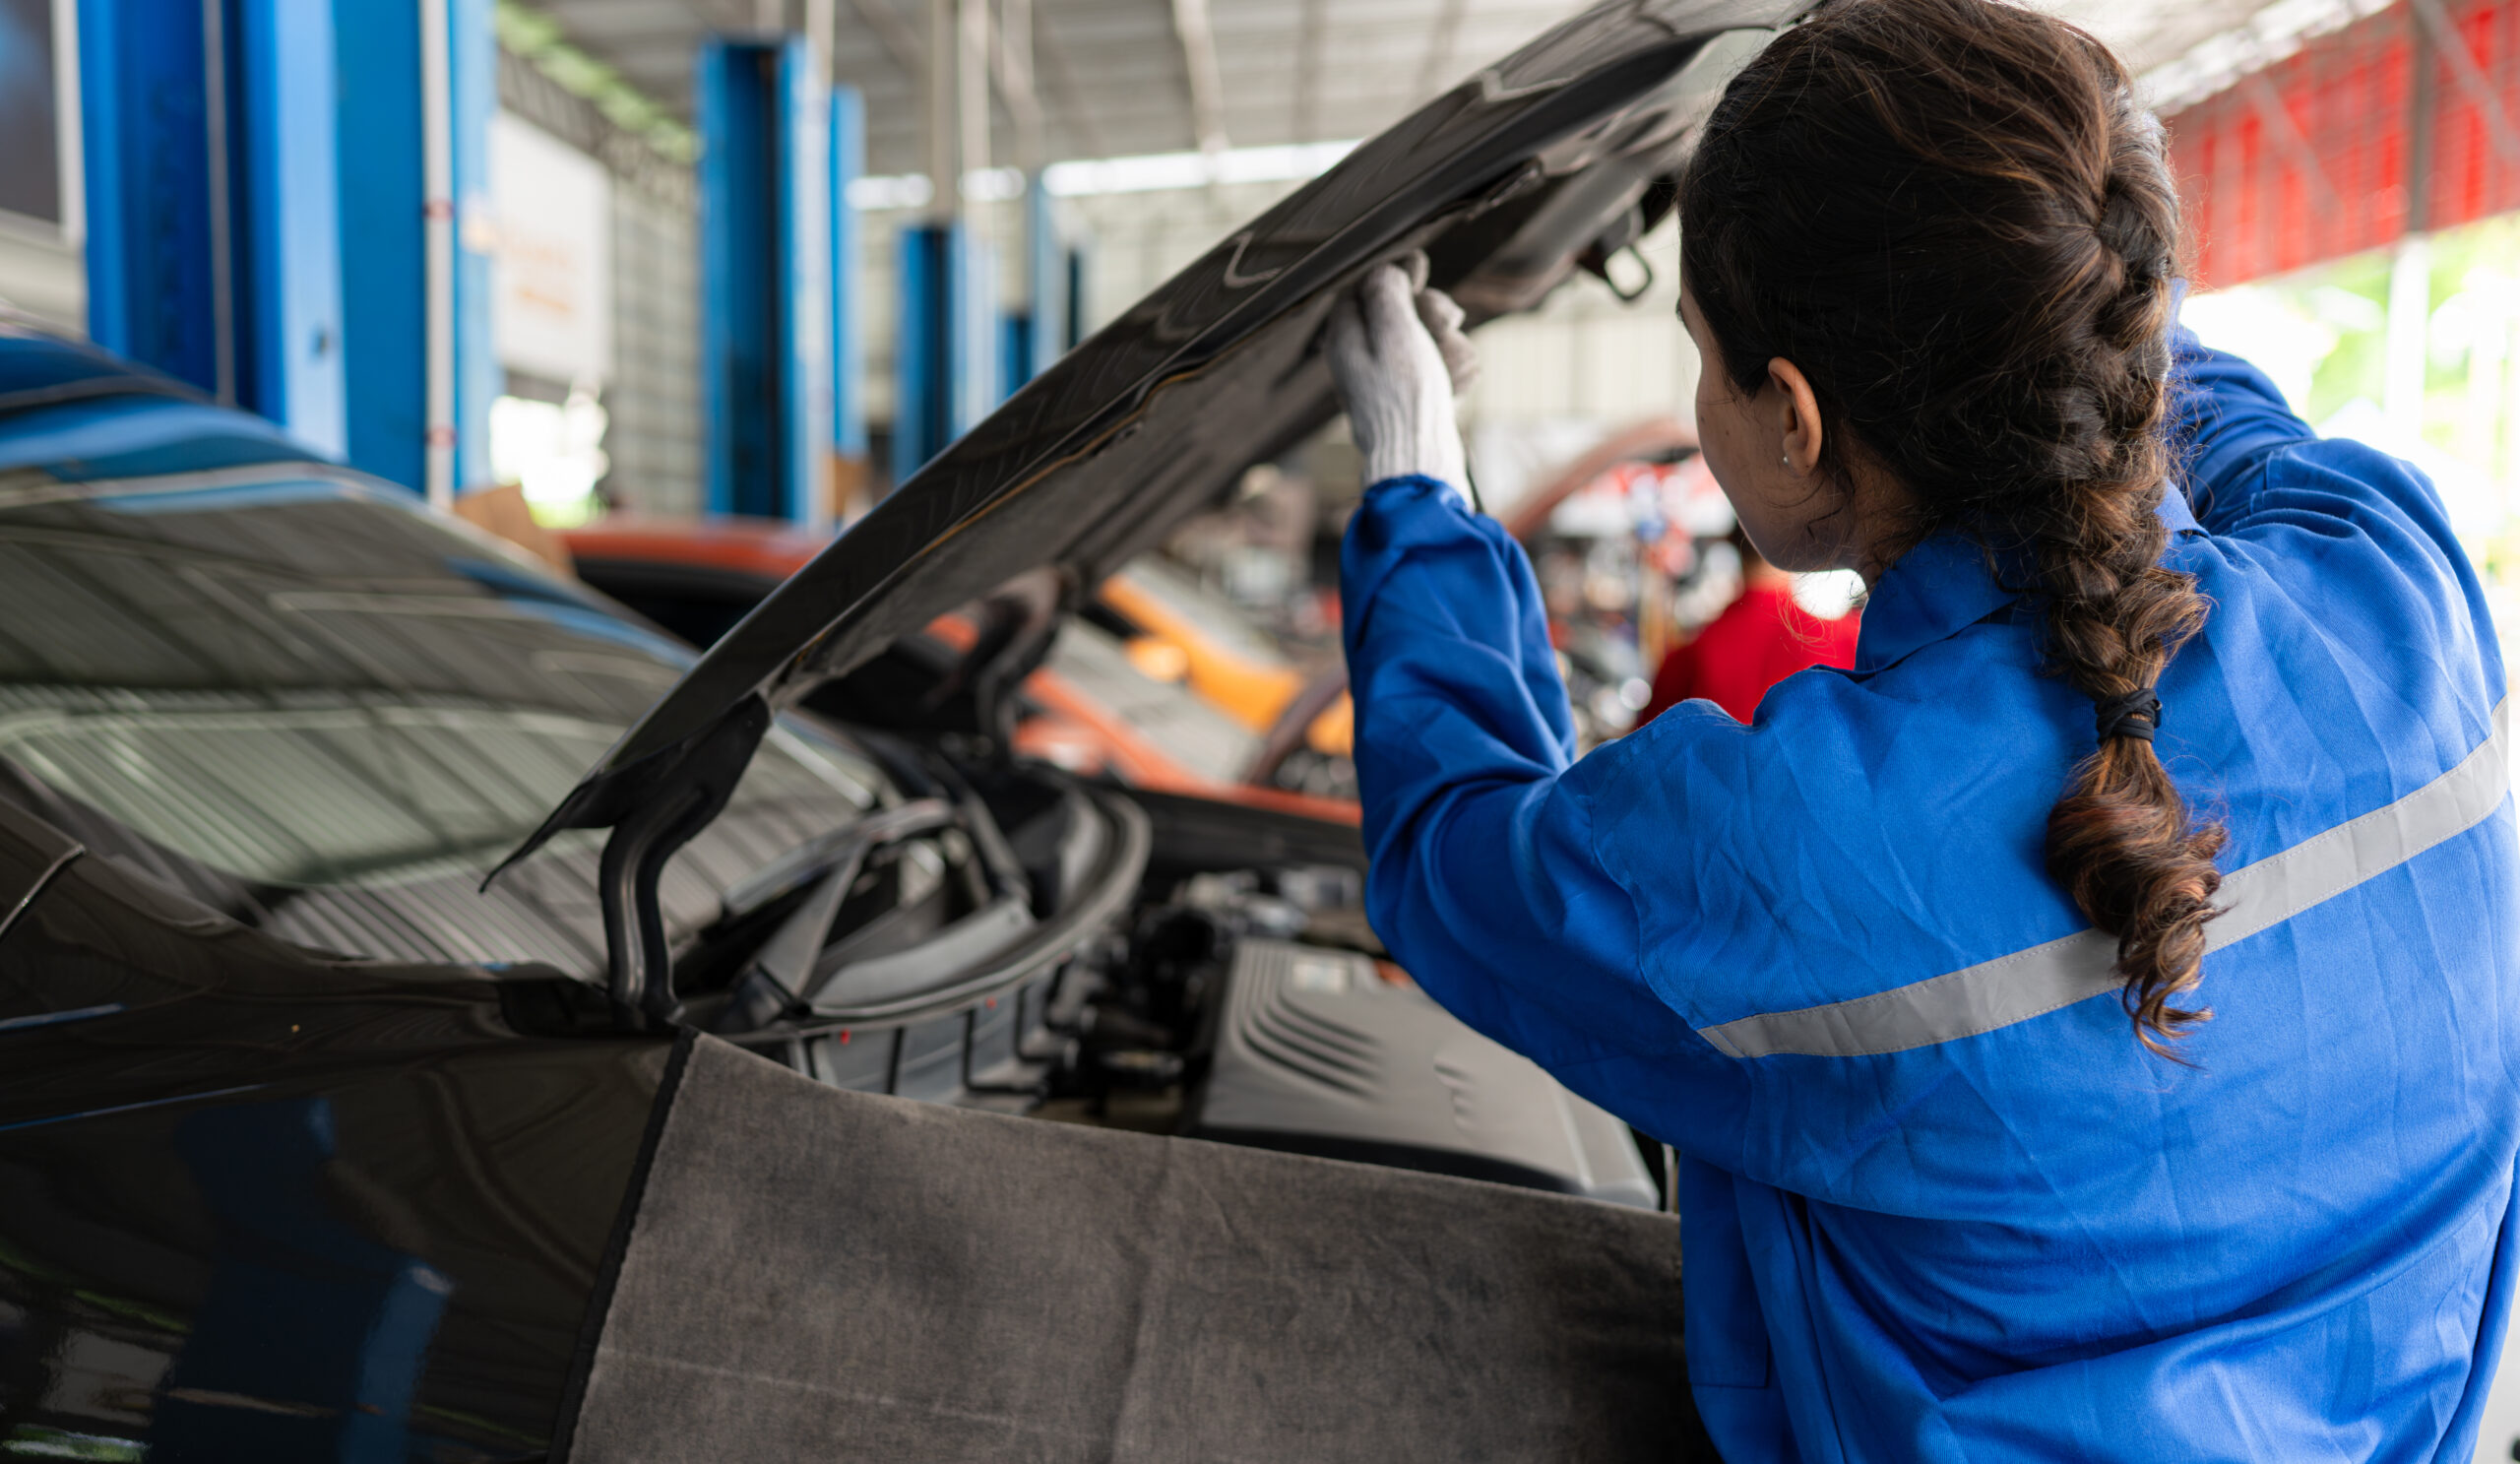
[1641, 528, 1859, 725]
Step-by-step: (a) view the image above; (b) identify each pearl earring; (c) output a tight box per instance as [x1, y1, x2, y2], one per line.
[1780, 454, 1791, 469]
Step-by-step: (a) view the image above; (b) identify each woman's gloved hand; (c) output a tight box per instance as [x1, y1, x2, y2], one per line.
[1326, 256, 1479, 498]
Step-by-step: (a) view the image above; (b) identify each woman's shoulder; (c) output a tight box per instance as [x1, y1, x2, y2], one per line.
[2193, 432, 2490, 674]
[1574, 636, 2096, 1031]
[2198, 429, 2464, 564]
[1587, 624, 2072, 838]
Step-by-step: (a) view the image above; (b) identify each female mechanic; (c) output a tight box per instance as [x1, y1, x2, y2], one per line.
[1325, 0, 2520, 1457]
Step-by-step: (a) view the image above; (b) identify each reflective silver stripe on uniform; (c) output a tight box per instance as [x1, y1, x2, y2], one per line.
[1696, 698, 2513, 1060]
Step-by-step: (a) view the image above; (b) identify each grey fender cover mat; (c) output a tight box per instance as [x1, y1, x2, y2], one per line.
[562, 1034, 1695, 1462]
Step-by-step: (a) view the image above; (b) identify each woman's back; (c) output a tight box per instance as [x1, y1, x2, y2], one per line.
[1324, 0, 2520, 1455]
[1565, 333, 2519, 1457]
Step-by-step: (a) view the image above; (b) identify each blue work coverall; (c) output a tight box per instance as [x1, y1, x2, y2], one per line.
[1341, 332, 2520, 1461]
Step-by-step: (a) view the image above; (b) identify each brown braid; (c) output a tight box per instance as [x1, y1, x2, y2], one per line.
[1679, 0, 2226, 1051]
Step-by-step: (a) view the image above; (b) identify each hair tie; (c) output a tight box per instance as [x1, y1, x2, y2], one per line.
[2094, 688, 2162, 743]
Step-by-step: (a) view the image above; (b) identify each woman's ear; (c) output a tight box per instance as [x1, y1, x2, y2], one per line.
[1766, 356, 1825, 477]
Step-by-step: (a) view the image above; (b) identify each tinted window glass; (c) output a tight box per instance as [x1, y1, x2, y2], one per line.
[0, 469, 884, 972]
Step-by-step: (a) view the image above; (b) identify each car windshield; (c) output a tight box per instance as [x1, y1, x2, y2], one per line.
[0, 467, 888, 970]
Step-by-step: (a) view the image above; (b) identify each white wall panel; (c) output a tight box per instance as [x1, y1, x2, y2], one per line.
[491, 113, 616, 387]
[606, 181, 703, 516]
[1463, 218, 1694, 430]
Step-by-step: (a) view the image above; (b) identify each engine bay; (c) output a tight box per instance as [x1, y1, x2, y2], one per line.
[681, 745, 1661, 1210]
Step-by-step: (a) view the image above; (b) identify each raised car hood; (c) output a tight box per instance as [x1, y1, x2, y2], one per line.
[499, 0, 1806, 870]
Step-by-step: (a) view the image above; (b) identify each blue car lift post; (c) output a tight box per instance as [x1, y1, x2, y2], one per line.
[77, 0, 497, 500]
[998, 174, 1069, 391]
[892, 215, 998, 485]
[699, 35, 850, 532]
[890, 0, 1004, 494]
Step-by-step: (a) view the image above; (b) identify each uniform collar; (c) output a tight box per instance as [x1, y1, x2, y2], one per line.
[1852, 486, 2202, 674]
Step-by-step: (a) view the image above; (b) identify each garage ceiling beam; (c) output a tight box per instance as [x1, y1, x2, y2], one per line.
[2409, 0, 2520, 168]
[1292, 0, 1324, 143]
[1416, 0, 1468, 103]
[525, 0, 1627, 172]
[2237, 70, 2338, 210]
[927, 0, 958, 210]
[1034, 5, 1107, 158]
[849, 0, 926, 75]
[960, 0, 992, 180]
[1168, 0, 1228, 155]
[993, 0, 1048, 165]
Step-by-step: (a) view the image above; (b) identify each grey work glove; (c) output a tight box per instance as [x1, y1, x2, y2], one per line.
[1326, 256, 1479, 498]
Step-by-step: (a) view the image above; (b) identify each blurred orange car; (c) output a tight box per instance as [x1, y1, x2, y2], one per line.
[1096, 558, 1354, 760]
[562, 518, 1359, 823]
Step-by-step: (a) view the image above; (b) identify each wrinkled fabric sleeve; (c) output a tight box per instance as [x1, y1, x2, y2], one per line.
[2170, 327, 2479, 619]
[2167, 325, 2319, 531]
[1340, 476, 1721, 1096]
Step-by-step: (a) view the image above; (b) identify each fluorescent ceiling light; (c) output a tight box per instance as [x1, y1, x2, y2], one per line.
[1045, 140, 1358, 196]
[846, 139, 1361, 211]
[849, 174, 934, 210]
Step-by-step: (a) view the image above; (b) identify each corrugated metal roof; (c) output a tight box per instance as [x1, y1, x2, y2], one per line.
[534, 0, 1588, 174]
[2054, 0, 2294, 77]
[525, 0, 2295, 178]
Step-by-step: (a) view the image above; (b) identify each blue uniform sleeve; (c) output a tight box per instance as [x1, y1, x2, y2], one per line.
[1340, 476, 1719, 1096]
[2169, 326, 2487, 639]
[2166, 324, 2320, 533]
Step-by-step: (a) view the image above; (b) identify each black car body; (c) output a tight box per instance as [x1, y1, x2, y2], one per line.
[0, 3, 1804, 1456]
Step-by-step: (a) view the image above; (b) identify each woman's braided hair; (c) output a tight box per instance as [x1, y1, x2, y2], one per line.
[1679, 0, 2226, 1050]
